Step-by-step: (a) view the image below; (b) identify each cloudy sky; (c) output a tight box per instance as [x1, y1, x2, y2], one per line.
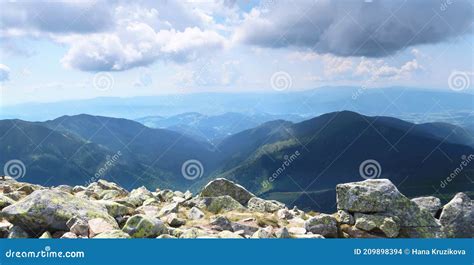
[0, 0, 473, 105]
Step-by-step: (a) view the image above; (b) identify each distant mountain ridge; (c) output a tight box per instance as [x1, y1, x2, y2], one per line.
[1, 111, 473, 211]
[135, 112, 305, 143]
[2, 87, 473, 123]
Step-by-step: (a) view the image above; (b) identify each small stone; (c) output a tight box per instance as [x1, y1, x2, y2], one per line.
[293, 233, 325, 239]
[184, 191, 193, 200]
[218, 230, 242, 238]
[60, 232, 78, 239]
[67, 218, 89, 237]
[88, 218, 116, 238]
[72, 186, 86, 193]
[276, 208, 293, 220]
[54, 185, 73, 194]
[188, 207, 205, 220]
[210, 216, 233, 231]
[304, 214, 338, 238]
[172, 196, 186, 203]
[39, 231, 52, 239]
[159, 203, 179, 217]
[126, 186, 154, 207]
[97, 179, 128, 195]
[95, 200, 133, 218]
[335, 210, 355, 225]
[247, 197, 285, 213]
[8, 226, 29, 238]
[231, 222, 259, 236]
[275, 227, 291, 238]
[251, 227, 274, 238]
[180, 228, 208, 239]
[288, 227, 306, 235]
[157, 234, 176, 239]
[0, 220, 12, 238]
[135, 205, 160, 217]
[165, 213, 186, 228]
[142, 198, 160, 206]
[122, 214, 167, 238]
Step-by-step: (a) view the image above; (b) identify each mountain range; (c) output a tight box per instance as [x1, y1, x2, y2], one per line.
[1, 111, 473, 212]
[2, 87, 473, 124]
[135, 112, 305, 143]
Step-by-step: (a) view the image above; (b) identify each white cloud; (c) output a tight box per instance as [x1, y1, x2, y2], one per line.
[355, 58, 422, 80]
[0, 64, 11, 82]
[60, 25, 226, 71]
[288, 51, 353, 78]
[319, 55, 353, 77]
[2, 0, 229, 72]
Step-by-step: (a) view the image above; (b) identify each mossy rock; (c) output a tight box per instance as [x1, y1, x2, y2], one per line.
[1, 189, 117, 235]
[200, 178, 255, 205]
[198, 195, 245, 214]
[122, 214, 167, 238]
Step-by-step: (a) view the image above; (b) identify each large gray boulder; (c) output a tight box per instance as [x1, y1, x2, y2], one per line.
[411, 196, 442, 217]
[336, 179, 441, 238]
[200, 178, 255, 205]
[337, 179, 401, 213]
[439, 193, 473, 238]
[197, 195, 245, 214]
[1, 189, 117, 235]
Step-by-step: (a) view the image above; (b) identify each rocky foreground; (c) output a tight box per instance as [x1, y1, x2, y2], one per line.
[0, 177, 472, 239]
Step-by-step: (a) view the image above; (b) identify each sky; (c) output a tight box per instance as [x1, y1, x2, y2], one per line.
[0, 0, 473, 105]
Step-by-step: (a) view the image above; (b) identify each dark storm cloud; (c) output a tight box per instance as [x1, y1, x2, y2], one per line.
[0, 1, 114, 34]
[236, 0, 474, 57]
